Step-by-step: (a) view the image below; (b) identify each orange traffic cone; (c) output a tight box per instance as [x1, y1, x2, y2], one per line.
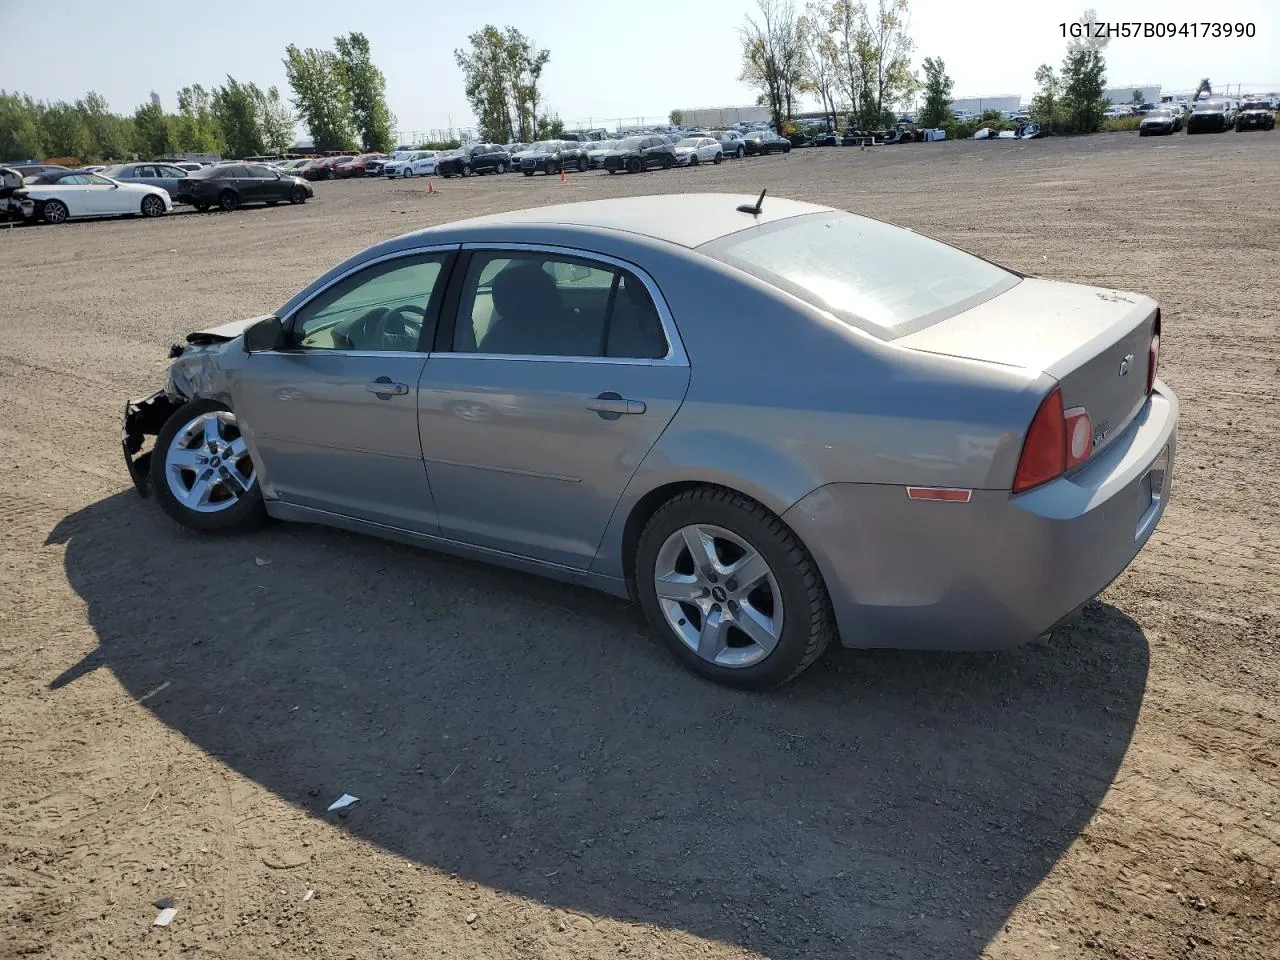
[560, 168, 567, 183]
[427, 180, 435, 193]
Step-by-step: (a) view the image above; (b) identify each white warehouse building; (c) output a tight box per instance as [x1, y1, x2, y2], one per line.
[678, 105, 771, 128]
[1104, 85, 1162, 104]
[949, 95, 1022, 115]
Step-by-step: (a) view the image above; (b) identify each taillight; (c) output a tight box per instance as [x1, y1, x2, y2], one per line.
[1147, 308, 1161, 394]
[1013, 388, 1066, 493]
[1064, 406, 1093, 468]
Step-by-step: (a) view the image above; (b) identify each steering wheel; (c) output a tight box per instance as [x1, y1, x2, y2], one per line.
[340, 304, 426, 350]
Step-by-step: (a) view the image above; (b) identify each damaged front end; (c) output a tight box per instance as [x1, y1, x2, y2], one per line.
[121, 389, 181, 497]
[122, 317, 266, 496]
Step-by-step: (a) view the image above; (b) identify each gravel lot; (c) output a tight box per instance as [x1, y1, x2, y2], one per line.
[2, 133, 1277, 960]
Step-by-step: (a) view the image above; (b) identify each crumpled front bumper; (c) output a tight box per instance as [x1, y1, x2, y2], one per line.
[121, 389, 180, 496]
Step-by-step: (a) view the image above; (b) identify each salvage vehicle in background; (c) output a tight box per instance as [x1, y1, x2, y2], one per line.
[519, 140, 591, 175]
[10, 170, 170, 223]
[673, 137, 724, 166]
[586, 140, 619, 169]
[1138, 109, 1182, 136]
[601, 136, 677, 173]
[303, 156, 355, 180]
[1235, 101, 1276, 132]
[175, 163, 313, 212]
[711, 131, 747, 158]
[120, 193, 1175, 690]
[1187, 100, 1232, 134]
[742, 131, 792, 155]
[99, 162, 191, 200]
[383, 151, 439, 177]
[437, 144, 511, 178]
[333, 154, 385, 178]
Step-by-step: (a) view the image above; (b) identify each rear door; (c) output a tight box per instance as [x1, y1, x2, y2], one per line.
[417, 245, 690, 569]
[234, 248, 457, 532]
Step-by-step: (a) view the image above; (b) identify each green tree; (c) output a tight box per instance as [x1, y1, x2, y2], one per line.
[284, 44, 357, 151]
[334, 32, 394, 151]
[454, 26, 547, 144]
[0, 91, 45, 160]
[133, 101, 174, 156]
[535, 113, 564, 138]
[669, 109, 684, 126]
[740, 0, 803, 133]
[859, 0, 915, 127]
[503, 28, 550, 143]
[256, 86, 296, 154]
[1061, 45, 1107, 133]
[799, 2, 841, 126]
[40, 101, 93, 159]
[917, 56, 953, 128]
[1029, 63, 1064, 132]
[212, 77, 266, 158]
[1131, 89, 1143, 104]
[76, 91, 130, 161]
[175, 84, 222, 153]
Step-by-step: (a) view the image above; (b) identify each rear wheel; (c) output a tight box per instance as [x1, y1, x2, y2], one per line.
[140, 194, 165, 218]
[713, 151, 723, 164]
[218, 190, 239, 212]
[736, 146, 744, 158]
[635, 486, 834, 689]
[193, 201, 210, 212]
[150, 400, 267, 535]
[577, 156, 589, 172]
[42, 199, 69, 224]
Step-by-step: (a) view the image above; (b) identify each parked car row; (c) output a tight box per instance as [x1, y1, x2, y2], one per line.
[1, 160, 314, 224]
[1140, 99, 1277, 135]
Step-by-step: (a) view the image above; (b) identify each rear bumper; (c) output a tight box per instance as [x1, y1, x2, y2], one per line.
[783, 382, 1178, 650]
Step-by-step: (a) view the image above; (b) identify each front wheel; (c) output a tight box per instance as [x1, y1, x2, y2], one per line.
[42, 199, 69, 224]
[218, 190, 239, 212]
[736, 146, 744, 158]
[290, 186, 307, 204]
[403, 167, 413, 178]
[689, 153, 699, 166]
[577, 156, 589, 172]
[662, 155, 673, 169]
[193, 202, 210, 212]
[626, 157, 642, 174]
[494, 162, 506, 175]
[150, 400, 267, 535]
[461, 164, 472, 177]
[635, 486, 834, 689]
[713, 152, 723, 164]
[140, 194, 166, 218]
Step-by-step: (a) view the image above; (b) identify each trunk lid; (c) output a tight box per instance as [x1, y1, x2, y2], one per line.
[898, 277, 1158, 456]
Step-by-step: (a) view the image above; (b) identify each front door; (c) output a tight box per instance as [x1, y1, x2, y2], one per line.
[233, 249, 456, 533]
[418, 247, 689, 569]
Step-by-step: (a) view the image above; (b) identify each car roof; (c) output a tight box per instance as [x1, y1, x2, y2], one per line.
[422, 193, 834, 249]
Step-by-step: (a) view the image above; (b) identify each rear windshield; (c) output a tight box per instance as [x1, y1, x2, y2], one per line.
[698, 212, 1020, 339]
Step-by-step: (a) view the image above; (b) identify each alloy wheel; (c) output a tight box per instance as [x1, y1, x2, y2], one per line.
[164, 411, 256, 514]
[653, 524, 784, 668]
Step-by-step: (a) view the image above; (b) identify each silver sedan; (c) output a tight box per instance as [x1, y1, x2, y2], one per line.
[121, 194, 1177, 688]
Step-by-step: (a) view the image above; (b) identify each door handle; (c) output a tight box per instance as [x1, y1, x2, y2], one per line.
[586, 392, 646, 418]
[366, 377, 409, 397]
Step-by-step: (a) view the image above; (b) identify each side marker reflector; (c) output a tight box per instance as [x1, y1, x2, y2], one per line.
[905, 487, 972, 503]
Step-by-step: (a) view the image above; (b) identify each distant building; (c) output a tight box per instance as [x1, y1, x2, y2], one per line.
[1104, 85, 1162, 105]
[949, 95, 1022, 116]
[677, 105, 771, 129]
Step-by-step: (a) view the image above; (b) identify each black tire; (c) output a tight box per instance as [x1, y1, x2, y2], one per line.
[607, 168, 617, 174]
[546, 162, 559, 176]
[193, 201, 210, 212]
[140, 194, 166, 218]
[577, 156, 588, 172]
[713, 152, 723, 164]
[626, 156, 642, 174]
[461, 164, 472, 177]
[495, 162, 506, 175]
[635, 486, 834, 689]
[689, 153, 699, 166]
[1139, 129, 1148, 136]
[218, 189, 239, 212]
[266, 200, 279, 206]
[736, 146, 744, 158]
[290, 186, 307, 204]
[523, 169, 534, 177]
[661, 155, 673, 169]
[149, 399, 267, 535]
[42, 199, 69, 225]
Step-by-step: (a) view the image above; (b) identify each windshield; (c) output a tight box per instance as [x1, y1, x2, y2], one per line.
[616, 137, 645, 149]
[100, 164, 128, 177]
[1147, 111, 1172, 119]
[591, 140, 617, 151]
[676, 138, 701, 147]
[1241, 101, 1268, 110]
[1193, 101, 1225, 112]
[529, 141, 558, 151]
[699, 212, 1019, 339]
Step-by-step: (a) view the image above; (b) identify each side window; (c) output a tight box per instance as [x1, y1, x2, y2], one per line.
[61, 174, 90, 185]
[289, 254, 447, 353]
[451, 252, 668, 360]
[162, 166, 188, 178]
[134, 165, 156, 177]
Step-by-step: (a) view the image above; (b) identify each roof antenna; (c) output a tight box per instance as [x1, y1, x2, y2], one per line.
[736, 188, 766, 216]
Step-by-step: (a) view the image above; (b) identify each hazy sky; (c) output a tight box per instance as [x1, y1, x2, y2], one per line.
[1, 0, 1275, 136]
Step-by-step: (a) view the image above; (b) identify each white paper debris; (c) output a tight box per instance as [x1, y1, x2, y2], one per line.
[326, 793, 359, 811]
[153, 907, 178, 927]
[302, 889, 314, 902]
[255, 557, 271, 566]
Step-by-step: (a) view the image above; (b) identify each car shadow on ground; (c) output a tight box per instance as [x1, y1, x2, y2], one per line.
[47, 491, 1150, 959]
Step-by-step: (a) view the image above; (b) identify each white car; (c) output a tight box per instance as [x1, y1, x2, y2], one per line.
[382, 151, 438, 178]
[12, 171, 171, 224]
[673, 137, 724, 166]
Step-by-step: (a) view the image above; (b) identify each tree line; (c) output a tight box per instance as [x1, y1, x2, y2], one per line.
[453, 26, 564, 144]
[1, 31, 395, 163]
[738, 0, 1114, 138]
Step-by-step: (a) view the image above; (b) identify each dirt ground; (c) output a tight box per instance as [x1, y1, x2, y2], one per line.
[1, 133, 1277, 960]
